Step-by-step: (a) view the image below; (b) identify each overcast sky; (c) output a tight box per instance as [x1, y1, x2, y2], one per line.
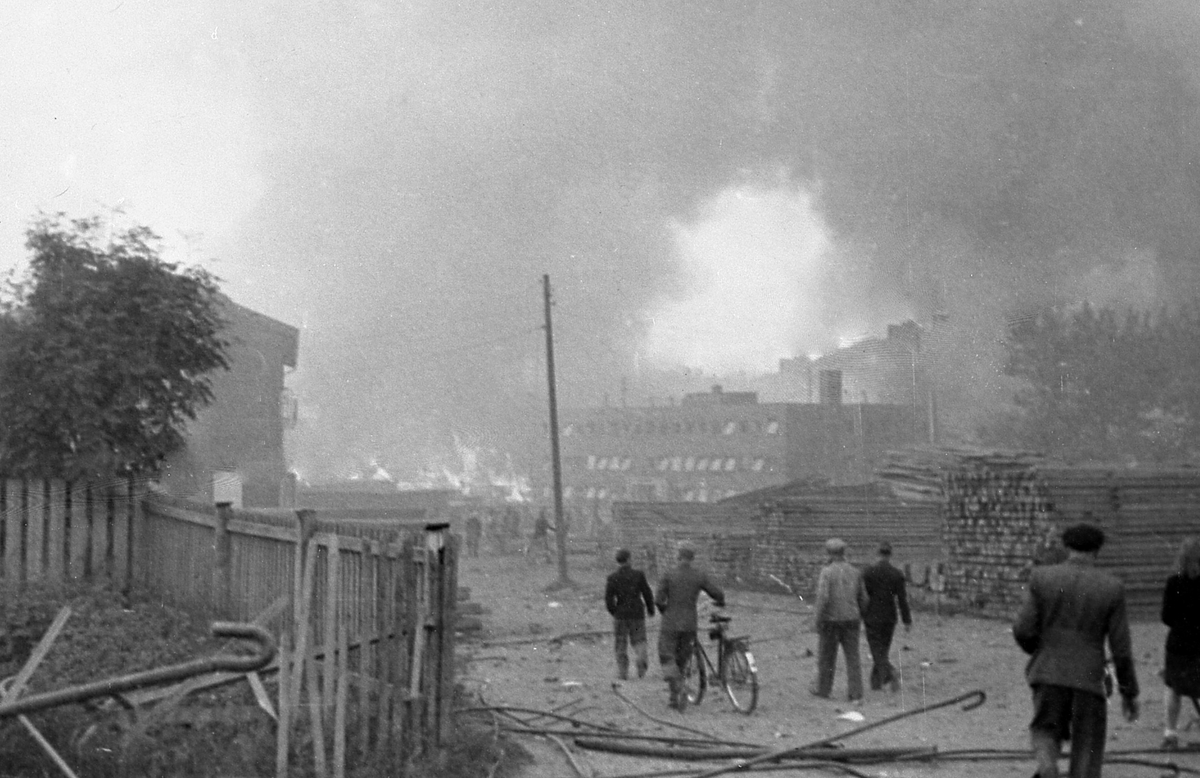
[4, 1, 1200, 480]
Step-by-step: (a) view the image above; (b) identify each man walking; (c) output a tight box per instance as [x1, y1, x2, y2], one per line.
[464, 513, 483, 558]
[605, 548, 656, 680]
[862, 541, 912, 692]
[656, 546, 725, 711]
[810, 538, 868, 702]
[526, 509, 554, 563]
[1013, 523, 1139, 778]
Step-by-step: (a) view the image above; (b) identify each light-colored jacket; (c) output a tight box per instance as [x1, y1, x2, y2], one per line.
[815, 560, 868, 623]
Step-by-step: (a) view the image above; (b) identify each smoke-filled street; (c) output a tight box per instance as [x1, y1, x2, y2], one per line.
[458, 551, 1190, 778]
[5, 2, 1200, 776]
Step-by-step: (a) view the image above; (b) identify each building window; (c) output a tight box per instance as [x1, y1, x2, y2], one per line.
[725, 457, 737, 471]
[696, 458, 709, 471]
[586, 487, 596, 499]
[684, 456, 695, 471]
[597, 457, 608, 470]
[657, 457, 670, 471]
[766, 420, 779, 434]
[621, 457, 632, 470]
[684, 490, 695, 501]
[564, 487, 574, 499]
[587, 455, 596, 470]
[598, 488, 608, 499]
[564, 424, 575, 436]
[752, 458, 765, 472]
[671, 456, 683, 472]
[723, 421, 736, 435]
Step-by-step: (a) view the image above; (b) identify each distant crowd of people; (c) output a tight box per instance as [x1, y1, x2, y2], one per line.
[597, 526, 1200, 778]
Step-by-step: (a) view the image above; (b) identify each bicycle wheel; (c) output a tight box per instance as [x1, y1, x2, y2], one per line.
[721, 643, 758, 714]
[681, 640, 707, 707]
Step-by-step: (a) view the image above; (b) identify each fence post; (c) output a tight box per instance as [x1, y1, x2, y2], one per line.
[431, 522, 457, 748]
[214, 502, 233, 617]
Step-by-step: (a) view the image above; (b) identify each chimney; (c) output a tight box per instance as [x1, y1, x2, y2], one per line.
[818, 369, 843, 406]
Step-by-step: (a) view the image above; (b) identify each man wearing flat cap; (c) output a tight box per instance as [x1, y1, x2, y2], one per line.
[656, 545, 725, 711]
[811, 538, 869, 701]
[1013, 523, 1140, 778]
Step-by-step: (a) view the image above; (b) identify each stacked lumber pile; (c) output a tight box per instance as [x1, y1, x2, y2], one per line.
[882, 446, 1200, 619]
[876, 445, 1045, 503]
[1038, 465, 1200, 618]
[942, 464, 1058, 614]
[755, 483, 942, 598]
[610, 501, 758, 583]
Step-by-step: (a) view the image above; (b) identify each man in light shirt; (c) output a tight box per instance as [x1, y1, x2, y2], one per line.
[810, 537, 869, 702]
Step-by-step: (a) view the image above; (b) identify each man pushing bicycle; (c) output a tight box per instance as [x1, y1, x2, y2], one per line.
[655, 545, 725, 712]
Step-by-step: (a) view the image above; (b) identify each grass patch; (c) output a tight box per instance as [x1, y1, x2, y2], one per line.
[1, 582, 533, 778]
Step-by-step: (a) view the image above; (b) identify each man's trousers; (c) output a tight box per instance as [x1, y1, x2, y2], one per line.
[864, 620, 898, 690]
[613, 618, 649, 679]
[814, 620, 864, 700]
[1029, 683, 1107, 778]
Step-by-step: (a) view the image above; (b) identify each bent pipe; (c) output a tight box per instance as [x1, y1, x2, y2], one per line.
[573, 738, 938, 763]
[689, 689, 986, 778]
[0, 622, 275, 720]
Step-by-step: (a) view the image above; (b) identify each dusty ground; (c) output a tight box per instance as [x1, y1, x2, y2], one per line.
[457, 550, 1200, 778]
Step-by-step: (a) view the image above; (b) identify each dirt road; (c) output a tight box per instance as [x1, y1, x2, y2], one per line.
[457, 551, 1199, 778]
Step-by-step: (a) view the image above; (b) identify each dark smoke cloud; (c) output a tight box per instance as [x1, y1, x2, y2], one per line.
[211, 0, 1200, 478]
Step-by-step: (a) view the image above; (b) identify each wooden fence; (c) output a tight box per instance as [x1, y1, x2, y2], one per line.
[0, 479, 140, 588]
[1, 480, 458, 776]
[140, 494, 458, 775]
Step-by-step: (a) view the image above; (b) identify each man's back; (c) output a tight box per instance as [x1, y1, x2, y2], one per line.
[1013, 558, 1137, 697]
[862, 559, 910, 625]
[606, 566, 655, 620]
[656, 564, 724, 632]
[816, 560, 866, 623]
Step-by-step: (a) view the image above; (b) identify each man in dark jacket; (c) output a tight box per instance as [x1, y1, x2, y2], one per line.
[656, 546, 725, 711]
[605, 548, 656, 680]
[1013, 523, 1140, 778]
[861, 541, 912, 692]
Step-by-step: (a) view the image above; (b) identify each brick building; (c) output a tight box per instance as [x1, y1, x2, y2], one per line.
[158, 298, 299, 508]
[549, 379, 925, 520]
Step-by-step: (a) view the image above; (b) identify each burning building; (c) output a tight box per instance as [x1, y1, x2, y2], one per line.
[545, 373, 926, 523]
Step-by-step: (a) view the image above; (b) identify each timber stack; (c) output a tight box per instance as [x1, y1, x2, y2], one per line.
[878, 447, 1200, 619]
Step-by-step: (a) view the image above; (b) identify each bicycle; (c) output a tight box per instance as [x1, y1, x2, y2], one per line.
[680, 612, 759, 713]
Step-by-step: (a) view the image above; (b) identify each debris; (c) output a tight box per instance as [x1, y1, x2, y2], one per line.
[838, 711, 866, 722]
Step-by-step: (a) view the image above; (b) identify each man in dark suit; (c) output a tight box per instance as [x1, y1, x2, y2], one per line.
[605, 548, 656, 680]
[656, 546, 725, 711]
[1013, 523, 1140, 778]
[861, 541, 912, 692]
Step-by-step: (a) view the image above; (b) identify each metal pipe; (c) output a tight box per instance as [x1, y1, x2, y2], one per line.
[0, 622, 275, 719]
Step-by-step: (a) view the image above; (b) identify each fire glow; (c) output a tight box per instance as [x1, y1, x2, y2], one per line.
[643, 182, 833, 373]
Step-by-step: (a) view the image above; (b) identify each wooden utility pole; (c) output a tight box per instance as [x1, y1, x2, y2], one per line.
[542, 274, 573, 588]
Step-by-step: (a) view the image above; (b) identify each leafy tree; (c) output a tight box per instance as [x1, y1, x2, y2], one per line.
[983, 302, 1200, 463]
[0, 213, 230, 479]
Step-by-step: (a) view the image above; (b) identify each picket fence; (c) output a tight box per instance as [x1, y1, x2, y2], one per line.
[0, 479, 458, 777]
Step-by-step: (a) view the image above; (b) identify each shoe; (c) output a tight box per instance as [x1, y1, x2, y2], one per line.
[1162, 734, 1180, 751]
[889, 678, 901, 693]
[808, 687, 830, 699]
[636, 662, 648, 679]
[848, 695, 863, 703]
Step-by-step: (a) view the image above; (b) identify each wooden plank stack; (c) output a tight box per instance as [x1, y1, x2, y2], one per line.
[755, 482, 943, 597]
